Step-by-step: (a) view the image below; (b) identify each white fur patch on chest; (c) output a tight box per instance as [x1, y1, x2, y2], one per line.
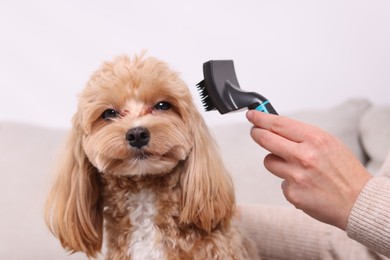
[127, 189, 166, 259]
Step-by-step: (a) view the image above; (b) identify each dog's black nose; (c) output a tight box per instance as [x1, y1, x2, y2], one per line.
[126, 127, 150, 149]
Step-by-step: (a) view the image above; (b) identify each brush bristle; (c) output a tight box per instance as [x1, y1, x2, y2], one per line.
[196, 80, 216, 111]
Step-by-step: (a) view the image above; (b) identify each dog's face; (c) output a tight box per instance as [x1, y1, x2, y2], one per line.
[77, 55, 194, 176]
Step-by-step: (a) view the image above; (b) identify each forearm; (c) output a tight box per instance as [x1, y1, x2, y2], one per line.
[239, 204, 388, 259]
[238, 204, 329, 259]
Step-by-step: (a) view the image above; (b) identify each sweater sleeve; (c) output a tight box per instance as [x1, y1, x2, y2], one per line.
[346, 150, 390, 258]
[238, 204, 386, 259]
[346, 177, 390, 258]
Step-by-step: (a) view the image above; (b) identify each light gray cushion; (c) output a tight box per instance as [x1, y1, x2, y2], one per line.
[360, 106, 390, 175]
[0, 98, 383, 258]
[0, 122, 86, 259]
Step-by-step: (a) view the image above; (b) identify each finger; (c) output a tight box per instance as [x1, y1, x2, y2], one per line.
[264, 153, 295, 180]
[250, 127, 298, 160]
[247, 110, 313, 143]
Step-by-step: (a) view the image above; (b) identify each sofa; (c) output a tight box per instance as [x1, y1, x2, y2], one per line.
[1, 99, 389, 259]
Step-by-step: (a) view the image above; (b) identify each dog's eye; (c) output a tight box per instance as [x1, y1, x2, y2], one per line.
[154, 101, 171, 111]
[101, 109, 118, 120]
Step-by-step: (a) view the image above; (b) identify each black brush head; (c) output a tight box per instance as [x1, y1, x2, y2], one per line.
[196, 60, 278, 115]
[196, 80, 216, 111]
[197, 60, 240, 114]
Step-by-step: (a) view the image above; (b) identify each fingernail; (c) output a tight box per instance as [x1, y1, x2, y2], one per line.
[246, 110, 253, 121]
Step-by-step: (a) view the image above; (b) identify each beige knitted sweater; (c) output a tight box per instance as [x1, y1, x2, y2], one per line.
[240, 151, 390, 259]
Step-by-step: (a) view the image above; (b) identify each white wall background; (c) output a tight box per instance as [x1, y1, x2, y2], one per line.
[1, 0, 389, 129]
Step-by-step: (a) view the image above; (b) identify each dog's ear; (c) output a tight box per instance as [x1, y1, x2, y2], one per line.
[179, 109, 235, 232]
[45, 113, 103, 258]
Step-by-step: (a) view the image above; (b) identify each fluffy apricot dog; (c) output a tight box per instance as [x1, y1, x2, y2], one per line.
[45, 54, 258, 259]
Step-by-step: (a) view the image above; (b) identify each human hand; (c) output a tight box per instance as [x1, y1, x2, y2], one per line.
[246, 110, 372, 230]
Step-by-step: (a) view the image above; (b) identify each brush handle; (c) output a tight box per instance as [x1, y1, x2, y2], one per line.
[254, 100, 278, 115]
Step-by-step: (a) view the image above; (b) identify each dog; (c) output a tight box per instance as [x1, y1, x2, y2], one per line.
[45, 54, 259, 259]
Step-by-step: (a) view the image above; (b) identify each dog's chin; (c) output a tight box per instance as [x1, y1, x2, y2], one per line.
[124, 154, 180, 176]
